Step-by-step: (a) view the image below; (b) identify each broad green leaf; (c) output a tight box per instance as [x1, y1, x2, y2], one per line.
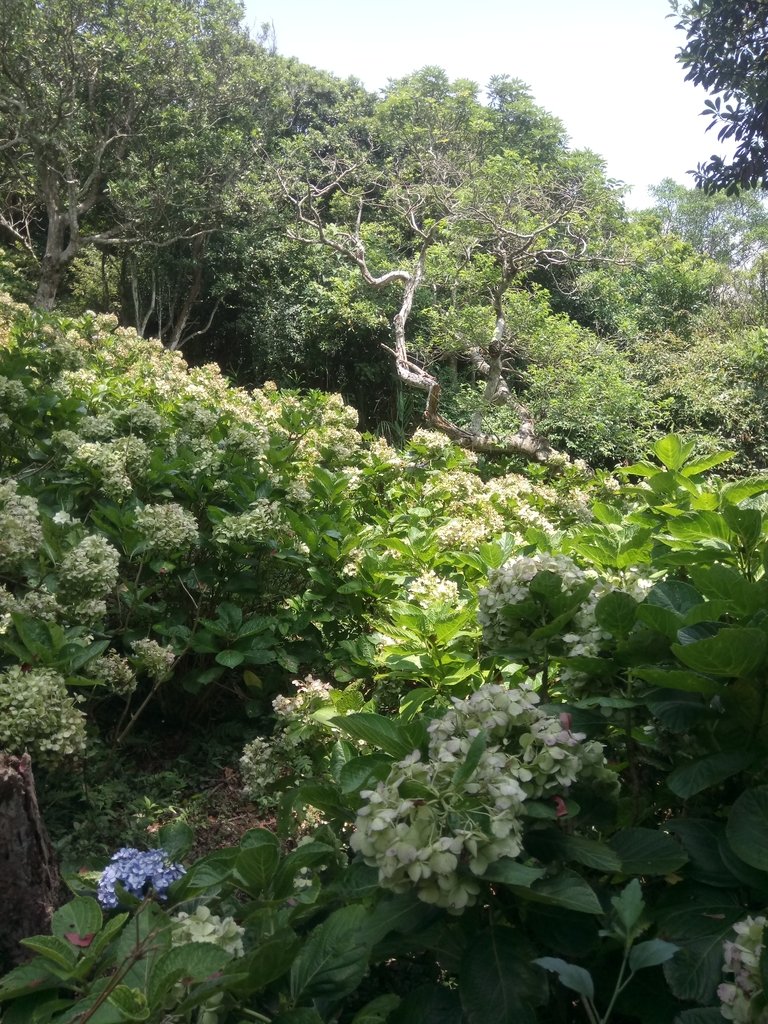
[106, 985, 150, 1021]
[350, 995, 401, 1023]
[289, 905, 371, 1002]
[635, 667, 723, 696]
[721, 476, 768, 504]
[629, 939, 679, 972]
[680, 451, 735, 477]
[461, 928, 545, 1023]
[234, 839, 280, 896]
[0, 960, 60, 1000]
[452, 730, 487, 787]
[595, 591, 637, 636]
[532, 957, 594, 999]
[331, 713, 420, 759]
[667, 750, 754, 798]
[645, 580, 703, 615]
[673, 1010, 724, 1024]
[158, 820, 194, 860]
[611, 879, 645, 940]
[51, 897, 103, 942]
[727, 786, 768, 871]
[653, 434, 694, 471]
[234, 937, 300, 992]
[514, 871, 602, 915]
[393, 985, 463, 1024]
[481, 859, 546, 887]
[215, 649, 245, 668]
[610, 828, 688, 875]
[664, 934, 730, 1004]
[148, 942, 230, 1005]
[19, 935, 77, 970]
[338, 754, 390, 795]
[672, 628, 767, 677]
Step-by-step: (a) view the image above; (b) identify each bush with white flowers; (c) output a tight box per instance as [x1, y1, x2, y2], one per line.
[350, 682, 613, 912]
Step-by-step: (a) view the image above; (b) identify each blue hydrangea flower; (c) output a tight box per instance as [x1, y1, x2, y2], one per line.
[97, 847, 186, 909]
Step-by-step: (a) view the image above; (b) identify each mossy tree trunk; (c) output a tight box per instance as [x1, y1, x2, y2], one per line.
[0, 753, 60, 970]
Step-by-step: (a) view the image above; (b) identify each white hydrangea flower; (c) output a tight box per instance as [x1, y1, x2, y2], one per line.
[131, 638, 175, 682]
[170, 906, 245, 958]
[0, 665, 86, 765]
[350, 682, 610, 913]
[0, 480, 43, 569]
[719, 915, 768, 1023]
[406, 570, 459, 609]
[59, 534, 120, 598]
[134, 503, 199, 554]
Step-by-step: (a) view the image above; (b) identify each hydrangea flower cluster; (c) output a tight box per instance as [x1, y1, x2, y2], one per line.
[59, 534, 121, 598]
[716, 916, 768, 1022]
[478, 552, 592, 649]
[350, 682, 610, 912]
[0, 665, 86, 766]
[131, 638, 176, 682]
[212, 499, 290, 547]
[134, 503, 199, 554]
[170, 906, 245, 957]
[0, 480, 42, 570]
[97, 847, 186, 909]
[86, 651, 137, 696]
[70, 437, 149, 499]
[406, 570, 460, 609]
[718, 915, 768, 1022]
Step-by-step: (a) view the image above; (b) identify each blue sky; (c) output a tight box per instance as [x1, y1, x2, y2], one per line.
[246, 0, 730, 208]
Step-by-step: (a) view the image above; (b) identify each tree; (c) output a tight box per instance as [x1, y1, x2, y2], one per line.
[674, 0, 768, 192]
[650, 176, 768, 267]
[0, 0, 257, 311]
[273, 68, 620, 460]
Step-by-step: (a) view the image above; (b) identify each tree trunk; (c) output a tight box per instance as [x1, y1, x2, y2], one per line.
[0, 754, 60, 970]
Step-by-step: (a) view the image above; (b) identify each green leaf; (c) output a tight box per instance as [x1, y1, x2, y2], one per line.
[595, 591, 637, 636]
[667, 750, 754, 798]
[673, 1011, 724, 1024]
[721, 476, 768, 504]
[148, 943, 230, 1006]
[461, 928, 544, 1023]
[529, 832, 622, 873]
[338, 755, 390, 795]
[611, 879, 645, 940]
[680, 451, 735, 477]
[18, 935, 77, 970]
[532, 957, 594, 999]
[232, 828, 280, 895]
[515, 871, 602, 915]
[215, 649, 245, 668]
[0, 960, 59, 1000]
[10, 612, 55, 658]
[646, 581, 703, 616]
[331, 713, 420, 759]
[393, 985, 463, 1024]
[107, 985, 150, 1021]
[610, 828, 688, 875]
[481, 859, 546, 887]
[289, 905, 371, 1002]
[653, 434, 694, 471]
[158, 820, 194, 860]
[629, 939, 679, 972]
[452, 730, 487, 787]
[672, 627, 767, 677]
[635, 667, 723, 696]
[351, 995, 401, 1023]
[234, 937, 300, 993]
[664, 934, 729, 1004]
[51, 897, 103, 942]
[727, 786, 768, 871]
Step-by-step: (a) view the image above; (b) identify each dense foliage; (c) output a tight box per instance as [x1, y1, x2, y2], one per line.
[3, 294, 768, 1023]
[5, 4, 768, 1022]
